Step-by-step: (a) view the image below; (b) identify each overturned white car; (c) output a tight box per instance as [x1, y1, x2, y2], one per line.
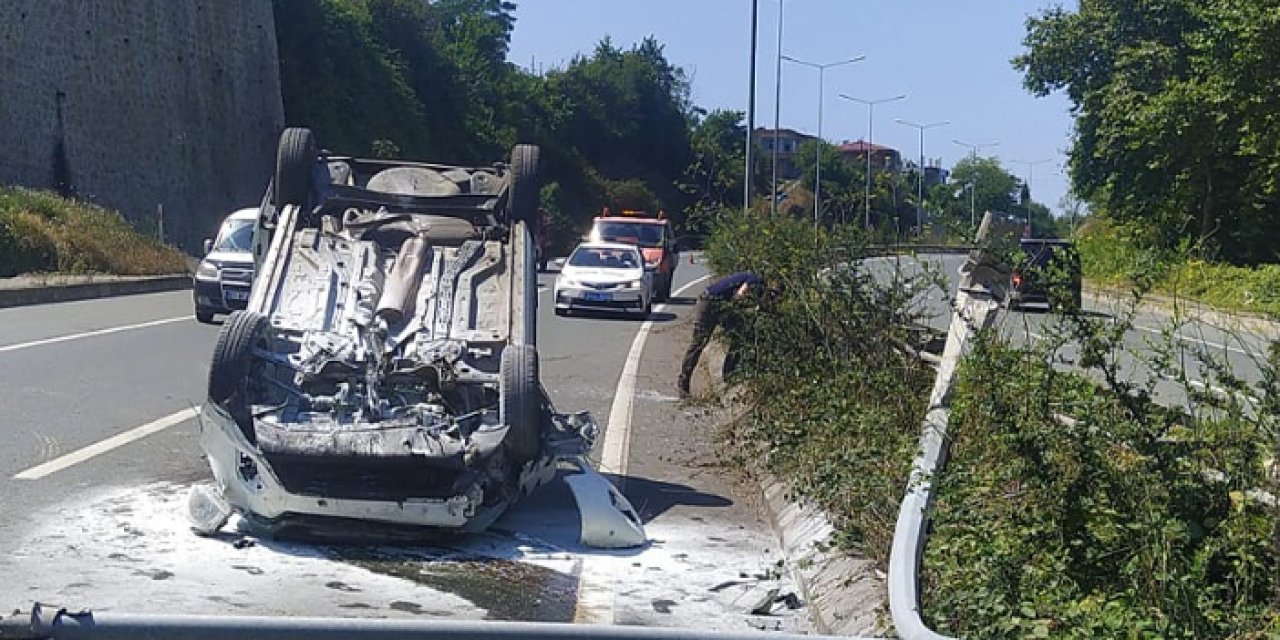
[192, 128, 642, 545]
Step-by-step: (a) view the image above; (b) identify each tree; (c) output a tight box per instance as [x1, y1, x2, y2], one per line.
[939, 156, 1020, 225]
[1016, 0, 1280, 263]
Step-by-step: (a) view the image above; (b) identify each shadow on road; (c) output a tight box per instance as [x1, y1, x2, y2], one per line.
[614, 473, 734, 524]
[663, 296, 697, 306]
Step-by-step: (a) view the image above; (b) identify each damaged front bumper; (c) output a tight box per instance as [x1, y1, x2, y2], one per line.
[195, 403, 597, 532]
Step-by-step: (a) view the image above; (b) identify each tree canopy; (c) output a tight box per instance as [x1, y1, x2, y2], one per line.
[1016, 0, 1280, 263]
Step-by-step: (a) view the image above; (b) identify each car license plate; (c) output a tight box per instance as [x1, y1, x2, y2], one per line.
[225, 289, 250, 302]
[583, 291, 611, 302]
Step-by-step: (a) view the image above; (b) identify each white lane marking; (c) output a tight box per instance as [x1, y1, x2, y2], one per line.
[575, 274, 710, 625]
[0, 316, 192, 354]
[1131, 324, 1258, 357]
[1185, 379, 1261, 406]
[13, 407, 199, 480]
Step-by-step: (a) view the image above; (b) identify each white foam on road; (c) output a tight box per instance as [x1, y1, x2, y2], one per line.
[576, 275, 710, 626]
[0, 316, 192, 354]
[0, 483, 547, 618]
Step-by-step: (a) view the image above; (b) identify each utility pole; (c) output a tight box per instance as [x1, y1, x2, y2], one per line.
[840, 93, 907, 231]
[895, 118, 949, 238]
[952, 139, 1000, 227]
[744, 0, 759, 214]
[782, 55, 865, 229]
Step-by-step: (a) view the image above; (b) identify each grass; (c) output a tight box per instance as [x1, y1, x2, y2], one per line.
[0, 187, 189, 277]
[1077, 217, 1280, 319]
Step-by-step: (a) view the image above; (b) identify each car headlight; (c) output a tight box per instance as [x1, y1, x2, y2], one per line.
[196, 261, 220, 280]
[627, 279, 643, 289]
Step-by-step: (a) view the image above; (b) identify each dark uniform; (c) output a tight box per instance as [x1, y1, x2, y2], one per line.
[677, 272, 763, 396]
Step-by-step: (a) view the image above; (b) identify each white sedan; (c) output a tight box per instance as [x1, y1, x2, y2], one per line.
[554, 242, 653, 318]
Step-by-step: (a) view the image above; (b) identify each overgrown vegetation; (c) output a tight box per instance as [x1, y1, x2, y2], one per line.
[0, 187, 188, 277]
[1079, 217, 1280, 318]
[705, 211, 939, 564]
[922, 290, 1280, 638]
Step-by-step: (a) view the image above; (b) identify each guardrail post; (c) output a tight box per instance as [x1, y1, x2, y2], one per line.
[887, 212, 1019, 640]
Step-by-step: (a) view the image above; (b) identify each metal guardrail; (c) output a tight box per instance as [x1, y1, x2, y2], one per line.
[886, 213, 1019, 640]
[0, 604, 850, 640]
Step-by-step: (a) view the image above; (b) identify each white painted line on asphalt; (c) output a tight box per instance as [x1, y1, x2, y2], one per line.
[13, 407, 199, 480]
[1131, 324, 1257, 357]
[1185, 379, 1261, 406]
[575, 273, 710, 626]
[0, 316, 192, 355]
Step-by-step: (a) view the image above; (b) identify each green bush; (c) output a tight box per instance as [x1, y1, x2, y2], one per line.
[0, 187, 189, 277]
[923, 314, 1280, 638]
[709, 211, 939, 563]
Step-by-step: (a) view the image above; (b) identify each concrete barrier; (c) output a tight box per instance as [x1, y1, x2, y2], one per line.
[0, 275, 191, 309]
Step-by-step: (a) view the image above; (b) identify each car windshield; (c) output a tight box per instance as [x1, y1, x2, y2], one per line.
[213, 219, 254, 252]
[568, 247, 640, 269]
[594, 221, 663, 248]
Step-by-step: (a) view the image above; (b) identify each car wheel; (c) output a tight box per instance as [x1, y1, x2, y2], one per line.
[196, 310, 216, 324]
[506, 144, 541, 224]
[274, 127, 317, 208]
[500, 343, 543, 464]
[208, 310, 269, 444]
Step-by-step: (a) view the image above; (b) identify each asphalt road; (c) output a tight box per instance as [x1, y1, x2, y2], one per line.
[0, 257, 811, 633]
[874, 254, 1275, 409]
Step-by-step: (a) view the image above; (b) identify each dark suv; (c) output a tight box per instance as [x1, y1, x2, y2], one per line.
[1010, 239, 1082, 311]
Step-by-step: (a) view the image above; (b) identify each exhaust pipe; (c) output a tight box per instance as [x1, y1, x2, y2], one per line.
[376, 236, 429, 325]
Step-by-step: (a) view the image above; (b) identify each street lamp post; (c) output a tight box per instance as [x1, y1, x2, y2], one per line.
[840, 93, 907, 231]
[1012, 158, 1054, 237]
[744, 0, 759, 214]
[770, 0, 784, 215]
[782, 55, 866, 228]
[894, 118, 949, 238]
[952, 139, 1000, 227]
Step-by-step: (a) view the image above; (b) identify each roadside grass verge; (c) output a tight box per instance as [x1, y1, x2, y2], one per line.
[706, 212, 940, 566]
[922, 301, 1280, 638]
[0, 186, 189, 277]
[1079, 217, 1280, 319]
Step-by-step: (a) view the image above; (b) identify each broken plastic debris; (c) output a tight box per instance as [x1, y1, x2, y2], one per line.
[563, 463, 646, 549]
[749, 587, 781, 615]
[187, 484, 232, 536]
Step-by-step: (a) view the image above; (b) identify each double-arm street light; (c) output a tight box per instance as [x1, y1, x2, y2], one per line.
[1011, 158, 1055, 237]
[894, 118, 949, 237]
[782, 55, 866, 227]
[952, 139, 1000, 227]
[840, 93, 907, 230]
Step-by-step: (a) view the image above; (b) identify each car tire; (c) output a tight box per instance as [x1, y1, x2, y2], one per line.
[196, 310, 216, 324]
[274, 127, 317, 208]
[208, 310, 269, 444]
[500, 343, 543, 464]
[506, 144, 541, 224]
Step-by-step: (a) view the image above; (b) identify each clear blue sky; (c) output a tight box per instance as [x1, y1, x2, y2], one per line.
[509, 1, 1077, 215]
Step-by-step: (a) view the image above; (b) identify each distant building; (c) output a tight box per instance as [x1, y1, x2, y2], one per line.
[754, 128, 817, 181]
[902, 158, 950, 187]
[837, 140, 903, 173]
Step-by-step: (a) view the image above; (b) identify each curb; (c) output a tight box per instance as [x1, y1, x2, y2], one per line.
[0, 275, 192, 309]
[700, 340, 888, 638]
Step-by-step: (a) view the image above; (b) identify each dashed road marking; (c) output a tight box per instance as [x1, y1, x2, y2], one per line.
[13, 407, 199, 480]
[0, 316, 192, 354]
